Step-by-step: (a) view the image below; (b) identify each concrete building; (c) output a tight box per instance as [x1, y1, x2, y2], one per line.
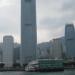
[3, 36, 14, 67]
[0, 43, 3, 62]
[60, 37, 67, 59]
[37, 42, 51, 59]
[50, 38, 63, 59]
[13, 43, 20, 64]
[0, 47, 3, 62]
[0, 43, 3, 49]
[65, 24, 75, 59]
[21, 0, 37, 65]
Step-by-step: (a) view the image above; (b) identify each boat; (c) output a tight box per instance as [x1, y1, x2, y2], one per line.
[25, 59, 64, 72]
[38, 59, 64, 72]
[25, 60, 39, 72]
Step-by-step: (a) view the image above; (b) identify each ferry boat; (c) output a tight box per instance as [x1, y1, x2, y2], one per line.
[25, 59, 64, 72]
[38, 59, 64, 72]
[25, 60, 38, 72]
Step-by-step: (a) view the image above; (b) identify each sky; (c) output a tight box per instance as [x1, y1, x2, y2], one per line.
[0, 0, 75, 44]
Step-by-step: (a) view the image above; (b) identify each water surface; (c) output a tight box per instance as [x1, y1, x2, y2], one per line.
[0, 70, 75, 75]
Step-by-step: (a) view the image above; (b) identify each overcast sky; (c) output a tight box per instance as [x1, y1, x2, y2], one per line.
[0, 0, 75, 44]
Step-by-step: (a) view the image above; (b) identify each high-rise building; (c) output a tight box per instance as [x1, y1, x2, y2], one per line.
[13, 43, 20, 64]
[3, 36, 14, 67]
[37, 42, 51, 59]
[50, 38, 63, 59]
[65, 24, 75, 59]
[21, 0, 37, 65]
[60, 37, 67, 59]
[0, 47, 3, 62]
[0, 43, 3, 62]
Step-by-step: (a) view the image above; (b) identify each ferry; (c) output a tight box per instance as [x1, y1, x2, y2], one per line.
[25, 59, 64, 72]
[25, 60, 38, 72]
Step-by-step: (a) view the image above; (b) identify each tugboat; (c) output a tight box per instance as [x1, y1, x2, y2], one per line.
[25, 59, 64, 72]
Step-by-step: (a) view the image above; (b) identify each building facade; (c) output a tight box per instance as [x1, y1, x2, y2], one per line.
[50, 38, 63, 59]
[37, 42, 51, 59]
[65, 24, 75, 59]
[3, 36, 14, 67]
[21, 0, 37, 65]
[13, 43, 20, 64]
[0, 43, 3, 62]
[0, 47, 3, 62]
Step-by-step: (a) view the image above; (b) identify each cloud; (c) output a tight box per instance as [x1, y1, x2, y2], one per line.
[0, 0, 75, 43]
[37, 28, 50, 43]
[37, 0, 75, 43]
[0, 0, 20, 43]
[62, 0, 75, 11]
[0, 0, 11, 8]
[37, 25, 64, 43]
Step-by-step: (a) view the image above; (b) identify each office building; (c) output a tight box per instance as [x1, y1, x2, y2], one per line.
[50, 38, 63, 59]
[65, 24, 75, 59]
[37, 42, 50, 59]
[0, 47, 2, 62]
[21, 0, 37, 65]
[13, 43, 20, 64]
[0, 43, 3, 62]
[3, 36, 14, 67]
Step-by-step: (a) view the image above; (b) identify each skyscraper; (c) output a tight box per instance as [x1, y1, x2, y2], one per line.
[3, 36, 14, 67]
[65, 24, 75, 59]
[21, 0, 37, 65]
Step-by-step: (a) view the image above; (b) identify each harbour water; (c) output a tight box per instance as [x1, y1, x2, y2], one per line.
[0, 70, 75, 75]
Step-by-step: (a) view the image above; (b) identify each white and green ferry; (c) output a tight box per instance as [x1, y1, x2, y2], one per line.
[25, 59, 64, 72]
[38, 59, 64, 72]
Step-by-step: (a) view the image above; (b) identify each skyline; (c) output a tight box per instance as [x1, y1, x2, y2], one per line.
[0, 0, 75, 43]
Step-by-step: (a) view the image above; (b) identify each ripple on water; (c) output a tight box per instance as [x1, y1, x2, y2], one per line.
[0, 70, 75, 75]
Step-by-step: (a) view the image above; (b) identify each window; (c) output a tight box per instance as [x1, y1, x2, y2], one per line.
[25, 0, 31, 2]
[24, 24, 32, 26]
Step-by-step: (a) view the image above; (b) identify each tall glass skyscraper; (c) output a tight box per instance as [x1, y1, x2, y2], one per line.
[21, 0, 37, 65]
[65, 24, 75, 59]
